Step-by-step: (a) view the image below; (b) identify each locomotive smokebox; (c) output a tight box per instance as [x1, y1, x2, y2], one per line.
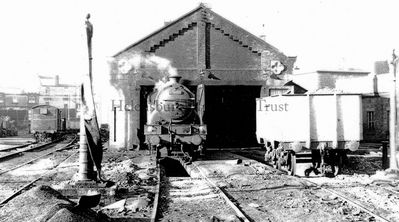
[155, 74, 194, 123]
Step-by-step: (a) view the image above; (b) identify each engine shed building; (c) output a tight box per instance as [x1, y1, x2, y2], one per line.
[109, 4, 296, 150]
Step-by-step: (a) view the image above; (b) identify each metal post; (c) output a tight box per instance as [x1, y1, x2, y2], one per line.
[78, 112, 93, 180]
[382, 141, 388, 169]
[77, 14, 95, 181]
[390, 50, 399, 170]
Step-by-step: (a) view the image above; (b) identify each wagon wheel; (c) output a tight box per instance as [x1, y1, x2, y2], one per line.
[287, 152, 296, 176]
[273, 158, 281, 170]
[333, 151, 344, 176]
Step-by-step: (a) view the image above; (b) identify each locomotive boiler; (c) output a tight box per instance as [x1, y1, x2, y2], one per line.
[144, 73, 206, 161]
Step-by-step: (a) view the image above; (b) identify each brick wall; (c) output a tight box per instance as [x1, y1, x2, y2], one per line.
[362, 96, 389, 141]
[210, 28, 260, 69]
[155, 27, 198, 69]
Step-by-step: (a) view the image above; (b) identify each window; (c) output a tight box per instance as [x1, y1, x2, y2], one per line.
[12, 97, 18, 104]
[367, 111, 375, 130]
[28, 96, 36, 104]
[269, 88, 289, 96]
[40, 108, 48, 115]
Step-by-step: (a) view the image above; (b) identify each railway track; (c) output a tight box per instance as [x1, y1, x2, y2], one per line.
[153, 156, 250, 222]
[230, 151, 393, 222]
[0, 137, 78, 207]
[0, 142, 36, 152]
[298, 179, 391, 222]
[180, 157, 251, 222]
[0, 136, 77, 175]
[0, 137, 67, 161]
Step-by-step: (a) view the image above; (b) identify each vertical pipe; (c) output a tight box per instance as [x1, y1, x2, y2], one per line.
[205, 22, 211, 69]
[114, 106, 116, 142]
[390, 58, 398, 170]
[305, 94, 311, 148]
[332, 94, 338, 149]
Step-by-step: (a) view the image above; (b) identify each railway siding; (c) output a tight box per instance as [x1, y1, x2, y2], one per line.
[178, 151, 378, 222]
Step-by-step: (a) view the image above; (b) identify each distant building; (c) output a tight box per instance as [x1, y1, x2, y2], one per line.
[38, 75, 80, 129]
[292, 70, 372, 94]
[0, 92, 39, 129]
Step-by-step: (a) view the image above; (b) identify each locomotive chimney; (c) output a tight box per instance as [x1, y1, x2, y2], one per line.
[168, 73, 182, 83]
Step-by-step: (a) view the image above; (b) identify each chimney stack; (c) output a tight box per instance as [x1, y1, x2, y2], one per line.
[374, 60, 389, 74]
[55, 75, 59, 85]
[259, 35, 266, 41]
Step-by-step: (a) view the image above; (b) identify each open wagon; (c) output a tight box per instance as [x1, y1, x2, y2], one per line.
[256, 93, 362, 175]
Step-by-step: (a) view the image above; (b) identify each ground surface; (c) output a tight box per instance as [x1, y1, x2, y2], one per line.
[1, 140, 398, 222]
[0, 137, 158, 222]
[235, 149, 399, 222]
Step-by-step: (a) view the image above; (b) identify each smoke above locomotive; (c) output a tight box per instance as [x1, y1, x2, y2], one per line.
[117, 53, 178, 91]
[116, 53, 206, 160]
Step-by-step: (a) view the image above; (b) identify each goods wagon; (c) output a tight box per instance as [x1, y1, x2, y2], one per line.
[256, 94, 362, 175]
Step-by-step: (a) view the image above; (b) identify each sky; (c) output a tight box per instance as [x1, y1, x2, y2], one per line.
[1, 0, 399, 94]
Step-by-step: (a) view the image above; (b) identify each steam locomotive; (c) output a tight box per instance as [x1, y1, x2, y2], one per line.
[144, 73, 207, 161]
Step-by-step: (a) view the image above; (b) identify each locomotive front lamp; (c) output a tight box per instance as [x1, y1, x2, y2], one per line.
[147, 126, 155, 133]
[149, 135, 161, 145]
[199, 126, 207, 134]
[345, 141, 359, 152]
[191, 135, 202, 146]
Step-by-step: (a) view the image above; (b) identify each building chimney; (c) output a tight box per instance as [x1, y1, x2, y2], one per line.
[55, 75, 59, 85]
[259, 35, 266, 41]
[374, 60, 389, 74]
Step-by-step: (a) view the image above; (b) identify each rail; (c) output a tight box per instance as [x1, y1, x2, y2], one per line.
[0, 136, 77, 175]
[0, 136, 78, 207]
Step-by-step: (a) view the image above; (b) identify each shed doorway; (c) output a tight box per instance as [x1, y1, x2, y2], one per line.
[204, 86, 261, 148]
